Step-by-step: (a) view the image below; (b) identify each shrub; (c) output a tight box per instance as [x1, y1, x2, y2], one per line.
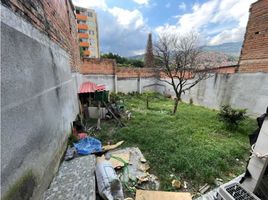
[189, 98, 193, 105]
[110, 92, 121, 103]
[218, 105, 247, 128]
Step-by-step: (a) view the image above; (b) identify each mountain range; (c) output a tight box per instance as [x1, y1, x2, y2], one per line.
[201, 41, 242, 56]
[129, 42, 243, 67]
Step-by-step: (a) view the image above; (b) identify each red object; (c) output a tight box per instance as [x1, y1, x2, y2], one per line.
[78, 133, 88, 139]
[78, 81, 106, 94]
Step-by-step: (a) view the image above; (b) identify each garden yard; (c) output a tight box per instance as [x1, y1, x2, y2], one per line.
[95, 93, 256, 193]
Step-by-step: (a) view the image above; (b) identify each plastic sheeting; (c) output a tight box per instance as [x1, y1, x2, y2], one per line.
[74, 137, 102, 155]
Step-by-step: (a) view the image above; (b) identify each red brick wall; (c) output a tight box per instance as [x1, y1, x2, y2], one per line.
[239, 0, 268, 73]
[80, 58, 239, 79]
[1, 0, 80, 71]
[117, 67, 156, 78]
[80, 58, 116, 75]
[201, 65, 238, 74]
[80, 58, 157, 78]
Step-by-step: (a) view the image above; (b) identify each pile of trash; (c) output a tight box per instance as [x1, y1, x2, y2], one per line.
[64, 117, 192, 200]
[96, 147, 160, 200]
[65, 134, 159, 200]
[64, 118, 160, 199]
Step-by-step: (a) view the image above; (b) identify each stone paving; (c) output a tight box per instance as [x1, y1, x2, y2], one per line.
[43, 155, 96, 200]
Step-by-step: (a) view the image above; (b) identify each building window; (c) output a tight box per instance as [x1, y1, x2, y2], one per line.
[76, 10, 80, 14]
[78, 29, 87, 33]
[79, 38, 88, 42]
[89, 47, 95, 53]
[77, 20, 86, 24]
[87, 21, 95, 27]
[89, 30, 95, 35]
[88, 12, 93, 17]
[89, 38, 95, 45]
[82, 47, 88, 51]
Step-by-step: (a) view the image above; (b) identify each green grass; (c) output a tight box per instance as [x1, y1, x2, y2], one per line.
[93, 93, 256, 192]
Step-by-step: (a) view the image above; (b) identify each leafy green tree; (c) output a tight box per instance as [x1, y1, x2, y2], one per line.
[101, 52, 144, 68]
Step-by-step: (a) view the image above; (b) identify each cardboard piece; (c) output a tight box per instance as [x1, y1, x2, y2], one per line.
[99, 152, 130, 168]
[135, 190, 192, 200]
[102, 141, 124, 152]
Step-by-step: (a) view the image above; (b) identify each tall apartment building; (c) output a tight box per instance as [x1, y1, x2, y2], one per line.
[75, 6, 100, 58]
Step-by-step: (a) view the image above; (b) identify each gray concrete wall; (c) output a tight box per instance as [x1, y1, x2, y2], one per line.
[1, 5, 79, 200]
[156, 73, 268, 116]
[82, 74, 115, 92]
[79, 74, 157, 94]
[77, 71, 267, 116]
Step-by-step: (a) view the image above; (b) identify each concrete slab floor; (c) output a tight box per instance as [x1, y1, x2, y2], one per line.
[43, 155, 96, 200]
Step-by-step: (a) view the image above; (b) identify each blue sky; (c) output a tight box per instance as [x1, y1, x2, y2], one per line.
[72, 0, 257, 56]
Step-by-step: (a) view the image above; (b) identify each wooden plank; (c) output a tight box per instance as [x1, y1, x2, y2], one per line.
[135, 190, 192, 200]
[102, 141, 124, 152]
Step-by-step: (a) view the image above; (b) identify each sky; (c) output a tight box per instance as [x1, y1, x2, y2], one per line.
[72, 0, 257, 57]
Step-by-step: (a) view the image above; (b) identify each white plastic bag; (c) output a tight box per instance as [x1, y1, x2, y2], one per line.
[96, 158, 124, 200]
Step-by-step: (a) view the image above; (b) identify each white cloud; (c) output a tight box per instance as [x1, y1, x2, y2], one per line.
[208, 27, 245, 45]
[156, 0, 218, 35]
[133, 0, 149, 5]
[178, 2, 187, 11]
[71, 0, 149, 56]
[108, 7, 145, 29]
[72, 0, 107, 10]
[155, 0, 257, 45]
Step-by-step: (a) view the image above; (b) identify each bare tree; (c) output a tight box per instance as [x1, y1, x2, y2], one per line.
[145, 33, 154, 68]
[154, 32, 210, 114]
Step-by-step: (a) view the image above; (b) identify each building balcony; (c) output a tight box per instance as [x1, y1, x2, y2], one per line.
[76, 14, 87, 21]
[80, 42, 89, 47]
[83, 50, 90, 56]
[78, 24, 88, 30]
[78, 33, 89, 39]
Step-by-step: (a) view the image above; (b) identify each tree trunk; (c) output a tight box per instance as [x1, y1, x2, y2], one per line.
[173, 92, 181, 114]
[173, 98, 179, 114]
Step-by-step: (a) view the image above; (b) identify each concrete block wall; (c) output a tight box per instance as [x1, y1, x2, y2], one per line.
[78, 75, 157, 94]
[158, 73, 268, 116]
[1, 4, 80, 200]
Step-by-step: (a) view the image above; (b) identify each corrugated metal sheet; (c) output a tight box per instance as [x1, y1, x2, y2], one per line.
[78, 81, 106, 94]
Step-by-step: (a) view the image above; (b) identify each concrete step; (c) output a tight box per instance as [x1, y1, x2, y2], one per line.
[43, 155, 96, 200]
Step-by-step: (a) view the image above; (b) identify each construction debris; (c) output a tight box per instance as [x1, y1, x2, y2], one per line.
[102, 141, 124, 152]
[135, 190, 192, 200]
[199, 183, 210, 194]
[137, 173, 150, 184]
[103, 101, 125, 127]
[138, 162, 150, 172]
[64, 146, 77, 161]
[140, 157, 147, 163]
[105, 147, 160, 198]
[96, 158, 124, 200]
[183, 181, 188, 189]
[99, 152, 130, 169]
[172, 179, 182, 189]
[214, 178, 223, 186]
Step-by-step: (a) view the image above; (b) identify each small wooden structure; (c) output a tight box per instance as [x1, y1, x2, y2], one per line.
[78, 81, 109, 120]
